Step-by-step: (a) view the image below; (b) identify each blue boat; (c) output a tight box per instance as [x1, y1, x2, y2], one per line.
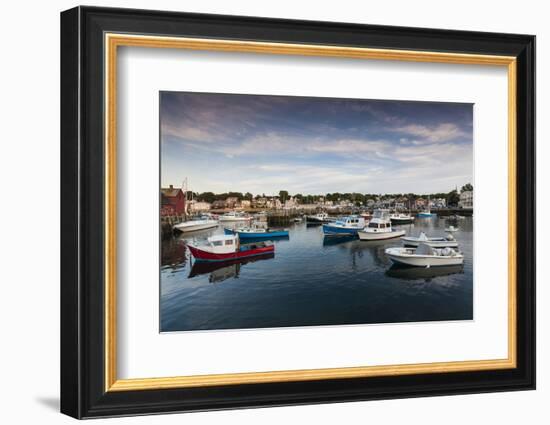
[224, 227, 289, 239]
[322, 215, 366, 236]
[417, 210, 436, 218]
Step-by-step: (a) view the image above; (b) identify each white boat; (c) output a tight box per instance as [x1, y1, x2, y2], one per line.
[218, 211, 253, 222]
[358, 209, 406, 241]
[389, 212, 414, 224]
[445, 225, 459, 232]
[385, 243, 464, 267]
[173, 216, 218, 233]
[401, 231, 458, 248]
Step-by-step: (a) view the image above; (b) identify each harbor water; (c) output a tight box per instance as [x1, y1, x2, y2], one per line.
[160, 216, 473, 332]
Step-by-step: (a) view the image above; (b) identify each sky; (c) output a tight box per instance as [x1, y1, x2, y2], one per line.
[160, 91, 473, 196]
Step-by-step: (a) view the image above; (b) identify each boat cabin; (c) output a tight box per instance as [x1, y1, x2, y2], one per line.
[367, 221, 390, 230]
[371, 209, 391, 221]
[205, 234, 239, 254]
[365, 209, 392, 232]
[334, 215, 365, 228]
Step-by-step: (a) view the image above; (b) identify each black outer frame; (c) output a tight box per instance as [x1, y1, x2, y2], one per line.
[60, 6, 535, 419]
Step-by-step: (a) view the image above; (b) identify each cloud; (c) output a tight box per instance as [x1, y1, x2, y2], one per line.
[160, 93, 473, 194]
[391, 123, 469, 143]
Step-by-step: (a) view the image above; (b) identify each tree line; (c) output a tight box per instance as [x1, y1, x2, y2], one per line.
[186, 184, 473, 207]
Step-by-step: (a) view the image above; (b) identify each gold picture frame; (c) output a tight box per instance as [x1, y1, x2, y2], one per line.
[104, 33, 517, 392]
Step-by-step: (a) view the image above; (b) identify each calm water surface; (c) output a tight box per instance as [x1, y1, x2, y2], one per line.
[161, 216, 473, 332]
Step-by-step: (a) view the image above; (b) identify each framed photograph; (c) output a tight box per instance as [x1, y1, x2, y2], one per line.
[60, 6, 535, 419]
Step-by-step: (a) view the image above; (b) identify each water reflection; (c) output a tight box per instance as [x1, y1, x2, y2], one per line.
[322, 235, 356, 246]
[188, 253, 275, 283]
[385, 264, 464, 282]
[161, 216, 473, 331]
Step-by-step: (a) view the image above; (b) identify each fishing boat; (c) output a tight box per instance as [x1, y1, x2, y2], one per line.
[305, 212, 332, 223]
[187, 234, 274, 262]
[218, 211, 253, 222]
[389, 212, 414, 224]
[445, 225, 459, 232]
[417, 209, 436, 218]
[417, 196, 436, 217]
[385, 243, 464, 267]
[358, 209, 406, 241]
[173, 216, 218, 233]
[224, 227, 289, 239]
[322, 215, 366, 236]
[401, 231, 458, 248]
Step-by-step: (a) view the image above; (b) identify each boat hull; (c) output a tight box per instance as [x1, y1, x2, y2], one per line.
[224, 228, 289, 239]
[401, 238, 458, 248]
[385, 248, 464, 267]
[417, 213, 436, 218]
[390, 218, 414, 224]
[306, 216, 331, 223]
[187, 243, 274, 262]
[173, 222, 218, 233]
[218, 217, 252, 222]
[358, 229, 406, 241]
[322, 224, 362, 235]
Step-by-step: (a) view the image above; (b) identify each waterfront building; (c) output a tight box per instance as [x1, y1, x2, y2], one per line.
[253, 197, 268, 208]
[459, 190, 473, 208]
[160, 185, 186, 216]
[212, 200, 227, 209]
[284, 197, 298, 209]
[189, 200, 212, 212]
[266, 197, 282, 209]
[415, 198, 427, 209]
[225, 197, 239, 208]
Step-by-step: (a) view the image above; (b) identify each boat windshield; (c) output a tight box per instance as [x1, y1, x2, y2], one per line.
[373, 210, 390, 220]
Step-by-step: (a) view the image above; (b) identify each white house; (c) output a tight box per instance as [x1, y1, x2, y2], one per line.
[189, 201, 211, 212]
[459, 191, 473, 208]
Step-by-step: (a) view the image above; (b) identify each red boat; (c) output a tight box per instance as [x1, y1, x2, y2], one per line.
[187, 234, 274, 262]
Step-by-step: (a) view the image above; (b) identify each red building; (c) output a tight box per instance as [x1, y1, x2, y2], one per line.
[161, 185, 186, 216]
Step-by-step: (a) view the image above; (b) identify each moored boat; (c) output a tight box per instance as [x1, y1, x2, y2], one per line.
[218, 211, 253, 222]
[417, 209, 436, 218]
[173, 216, 218, 233]
[401, 231, 458, 248]
[389, 212, 414, 224]
[187, 234, 274, 262]
[224, 227, 289, 239]
[322, 215, 365, 236]
[385, 243, 464, 267]
[305, 212, 332, 223]
[358, 209, 406, 241]
[417, 196, 436, 217]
